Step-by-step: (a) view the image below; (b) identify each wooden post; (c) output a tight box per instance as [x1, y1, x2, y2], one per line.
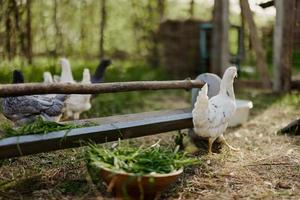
[240, 0, 272, 88]
[273, 0, 296, 92]
[211, 0, 230, 76]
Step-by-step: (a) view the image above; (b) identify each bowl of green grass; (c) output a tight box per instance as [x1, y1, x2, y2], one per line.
[86, 140, 200, 200]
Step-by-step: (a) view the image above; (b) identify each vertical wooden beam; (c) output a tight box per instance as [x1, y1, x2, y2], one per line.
[240, 0, 272, 88]
[211, 0, 230, 76]
[273, 0, 296, 92]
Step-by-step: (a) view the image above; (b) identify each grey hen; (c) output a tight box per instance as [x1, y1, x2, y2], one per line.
[2, 70, 68, 125]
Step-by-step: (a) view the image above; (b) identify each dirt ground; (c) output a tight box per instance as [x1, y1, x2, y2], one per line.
[0, 89, 299, 199]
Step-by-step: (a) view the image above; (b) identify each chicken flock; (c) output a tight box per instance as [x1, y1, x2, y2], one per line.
[2, 61, 239, 155]
[2, 58, 111, 125]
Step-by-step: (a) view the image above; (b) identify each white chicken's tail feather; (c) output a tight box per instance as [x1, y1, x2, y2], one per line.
[82, 68, 91, 83]
[43, 72, 53, 84]
[60, 58, 74, 83]
[192, 84, 209, 130]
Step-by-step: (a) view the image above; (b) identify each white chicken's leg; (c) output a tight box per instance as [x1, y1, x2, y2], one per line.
[218, 135, 239, 151]
[208, 137, 217, 155]
[73, 112, 81, 120]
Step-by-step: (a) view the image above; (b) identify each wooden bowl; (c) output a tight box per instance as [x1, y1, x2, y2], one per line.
[88, 164, 183, 200]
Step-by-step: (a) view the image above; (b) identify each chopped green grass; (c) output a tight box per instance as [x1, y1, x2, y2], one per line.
[0, 117, 96, 139]
[86, 141, 200, 176]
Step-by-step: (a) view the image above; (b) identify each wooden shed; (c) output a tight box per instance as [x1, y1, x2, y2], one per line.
[158, 19, 208, 79]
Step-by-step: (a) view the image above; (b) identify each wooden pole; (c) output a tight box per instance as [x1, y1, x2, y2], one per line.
[0, 80, 204, 97]
[240, 0, 272, 88]
[211, 0, 230, 76]
[273, 0, 295, 92]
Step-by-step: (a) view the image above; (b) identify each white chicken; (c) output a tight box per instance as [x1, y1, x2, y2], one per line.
[54, 58, 92, 120]
[64, 68, 92, 120]
[192, 66, 239, 154]
[43, 71, 57, 98]
[59, 58, 75, 83]
[43, 72, 54, 84]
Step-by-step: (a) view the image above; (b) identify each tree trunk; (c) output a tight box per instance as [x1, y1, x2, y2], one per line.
[158, 0, 165, 22]
[80, 0, 87, 55]
[53, 0, 62, 57]
[273, 0, 295, 92]
[240, 0, 271, 88]
[39, 5, 50, 53]
[99, 0, 106, 59]
[211, 0, 230, 76]
[11, 0, 25, 57]
[130, 0, 143, 54]
[239, 0, 246, 61]
[26, 0, 33, 64]
[189, 0, 195, 18]
[147, 1, 160, 67]
[5, 2, 13, 60]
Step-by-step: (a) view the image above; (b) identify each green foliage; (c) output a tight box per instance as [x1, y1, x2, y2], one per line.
[293, 50, 300, 73]
[0, 117, 95, 139]
[276, 91, 300, 108]
[86, 141, 200, 175]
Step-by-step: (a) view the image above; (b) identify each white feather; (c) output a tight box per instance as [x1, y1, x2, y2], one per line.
[43, 72, 54, 84]
[43, 72, 56, 98]
[64, 68, 92, 120]
[192, 67, 237, 140]
[60, 58, 75, 83]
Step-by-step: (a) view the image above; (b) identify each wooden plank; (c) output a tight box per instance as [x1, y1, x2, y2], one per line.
[0, 109, 192, 159]
[240, 0, 272, 88]
[211, 0, 230, 76]
[273, 0, 296, 92]
[74, 109, 190, 125]
[0, 80, 204, 97]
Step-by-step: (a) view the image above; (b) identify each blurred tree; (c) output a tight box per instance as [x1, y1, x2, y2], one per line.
[158, 0, 165, 22]
[5, 1, 14, 60]
[211, 0, 230, 75]
[26, 0, 33, 64]
[99, 0, 107, 58]
[189, 0, 195, 18]
[80, 0, 87, 55]
[53, 0, 63, 56]
[240, 0, 271, 88]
